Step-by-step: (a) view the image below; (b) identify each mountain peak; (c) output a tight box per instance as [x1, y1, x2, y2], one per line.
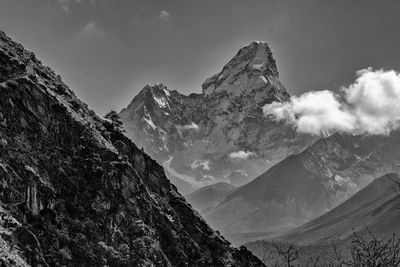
[202, 41, 281, 96]
[141, 83, 169, 94]
[130, 83, 172, 105]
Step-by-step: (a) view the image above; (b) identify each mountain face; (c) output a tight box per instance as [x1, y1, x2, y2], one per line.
[204, 132, 400, 244]
[186, 182, 236, 212]
[279, 173, 400, 245]
[120, 42, 314, 191]
[0, 31, 263, 266]
[119, 39, 400, 246]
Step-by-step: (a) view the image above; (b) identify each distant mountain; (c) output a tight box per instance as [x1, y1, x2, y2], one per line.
[187, 182, 236, 212]
[120, 37, 400, 248]
[120, 42, 314, 190]
[0, 31, 263, 266]
[165, 169, 200, 195]
[204, 133, 400, 244]
[279, 173, 400, 245]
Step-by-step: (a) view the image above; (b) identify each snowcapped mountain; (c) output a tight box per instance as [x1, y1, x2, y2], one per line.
[120, 41, 314, 192]
[120, 40, 400, 247]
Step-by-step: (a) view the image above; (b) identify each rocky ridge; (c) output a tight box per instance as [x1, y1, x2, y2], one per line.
[0, 31, 263, 266]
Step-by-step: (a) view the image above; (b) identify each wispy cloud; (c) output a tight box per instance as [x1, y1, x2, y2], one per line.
[55, 0, 85, 13]
[191, 159, 210, 171]
[81, 21, 97, 34]
[159, 10, 171, 20]
[264, 68, 400, 136]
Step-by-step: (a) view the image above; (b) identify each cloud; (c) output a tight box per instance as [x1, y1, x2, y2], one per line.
[191, 159, 210, 171]
[229, 151, 256, 160]
[55, 0, 84, 13]
[264, 68, 400, 136]
[78, 21, 108, 40]
[159, 10, 171, 20]
[82, 21, 97, 33]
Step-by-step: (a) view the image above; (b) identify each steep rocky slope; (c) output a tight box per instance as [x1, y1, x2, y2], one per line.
[0, 31, 263, 266]
[279, 173, 400, 245]
[120, 42, 314, 190]
[204, 132, 400, 244]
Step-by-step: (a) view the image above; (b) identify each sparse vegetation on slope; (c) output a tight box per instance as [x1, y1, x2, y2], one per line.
[249, 231, 400, 266]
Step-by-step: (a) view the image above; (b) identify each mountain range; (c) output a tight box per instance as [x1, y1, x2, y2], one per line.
[279, 173, 400, 245]
[120, 41, 314, 194]
[245, 173, 400, 265]
[203, 132, 400, 244]
[2, 16, 399, 266]
[0, 31, 263, 266]
[121, 40, 400, 246]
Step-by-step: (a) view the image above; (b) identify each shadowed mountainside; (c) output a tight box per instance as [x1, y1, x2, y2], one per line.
[0, 31, 263, 266]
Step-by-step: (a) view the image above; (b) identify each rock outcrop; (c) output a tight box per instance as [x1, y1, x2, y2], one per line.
[0, 31, 263, 266]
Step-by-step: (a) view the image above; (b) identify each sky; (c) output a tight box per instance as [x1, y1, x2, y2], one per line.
[0, 0, 400, 116]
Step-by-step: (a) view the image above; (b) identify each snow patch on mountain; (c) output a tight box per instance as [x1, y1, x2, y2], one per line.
[153, 95, 169, 109]
[229, 151, 256, 160]
[251, 64, 264, 70]
[177, 122, 199, 131]
[163, 87, 170, 96]
[142, 106, 157, 130]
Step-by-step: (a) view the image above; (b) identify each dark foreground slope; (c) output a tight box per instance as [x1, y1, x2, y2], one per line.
[280, 173, 400, 245]
[0, 31, 263, 266]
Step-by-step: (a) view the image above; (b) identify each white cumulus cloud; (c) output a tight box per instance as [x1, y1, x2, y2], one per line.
[191, 159, 210, 171]
[264, 68, 400, 136]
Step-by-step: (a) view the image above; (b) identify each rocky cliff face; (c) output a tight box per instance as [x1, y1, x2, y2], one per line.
[120, 42, 314, 192]
[0, 31, 263, 266]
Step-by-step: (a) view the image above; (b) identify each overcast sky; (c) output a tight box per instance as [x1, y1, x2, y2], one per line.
[1, 0, 400, 115]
